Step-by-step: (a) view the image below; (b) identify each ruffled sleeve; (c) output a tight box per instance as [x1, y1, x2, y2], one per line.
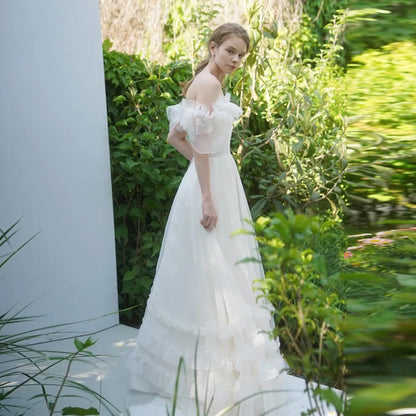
[166, 93, 242, 155]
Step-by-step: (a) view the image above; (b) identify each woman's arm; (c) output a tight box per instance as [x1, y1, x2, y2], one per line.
[167, 126, 193, 161]
[192, 78, 222, 231]
[167, 120, 217, 230]
[194, 151, 217, 230]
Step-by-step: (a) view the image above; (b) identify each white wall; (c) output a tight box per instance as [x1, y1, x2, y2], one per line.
[0, 0, 119, 333]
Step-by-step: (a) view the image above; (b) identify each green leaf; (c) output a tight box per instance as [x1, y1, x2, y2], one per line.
[113, 95, 127, 104]
[102, 38, 113, 53]
[396, 273, 416, 288]
[311, 191, 320, 201]
[74, 338, 84, 351]
[314, 388, 343, 413]
[123, 270, 137, 282]
[348, 380, 416, 416]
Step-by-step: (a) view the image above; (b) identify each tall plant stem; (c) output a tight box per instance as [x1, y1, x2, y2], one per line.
[48, 351, 78, 415]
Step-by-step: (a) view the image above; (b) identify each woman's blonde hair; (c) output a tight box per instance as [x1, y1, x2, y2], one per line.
[181, 23, 250, 95]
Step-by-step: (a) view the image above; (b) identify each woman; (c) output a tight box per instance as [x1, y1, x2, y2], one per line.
[129, 23, 307, 415]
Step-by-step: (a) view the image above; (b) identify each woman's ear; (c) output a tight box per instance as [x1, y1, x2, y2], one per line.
[209, 41, 217, 56]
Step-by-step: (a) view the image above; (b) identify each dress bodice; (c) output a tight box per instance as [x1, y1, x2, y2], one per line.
[166, 93, 242, 155]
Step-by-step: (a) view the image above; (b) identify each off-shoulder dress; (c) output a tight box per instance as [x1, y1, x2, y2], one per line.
[128, 93, 307, 415]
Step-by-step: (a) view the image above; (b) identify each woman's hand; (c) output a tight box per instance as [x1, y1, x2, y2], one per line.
[200, 196, 217, 230]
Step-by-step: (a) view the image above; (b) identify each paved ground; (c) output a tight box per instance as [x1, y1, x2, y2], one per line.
[8, 324, 340, 415]
[6, 325, 148, 415]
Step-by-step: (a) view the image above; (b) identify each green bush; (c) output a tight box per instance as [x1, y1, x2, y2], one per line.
[345, 0, 416, 60]
[344, 41, 416, 224]
[227, 7, 348, 219]
[252, 211, 346, 391]
[286, 0, 349, 66]
[103, 42, 192, 325]
[341, 226, 416, 415]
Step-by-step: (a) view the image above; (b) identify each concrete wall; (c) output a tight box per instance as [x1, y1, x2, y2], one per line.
[0, 0, 119, 334]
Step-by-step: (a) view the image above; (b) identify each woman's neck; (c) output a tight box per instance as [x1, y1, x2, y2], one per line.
[205, 60, 225, 83]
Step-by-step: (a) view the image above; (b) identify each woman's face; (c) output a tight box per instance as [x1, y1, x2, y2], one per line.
[210, 35, 248, 74]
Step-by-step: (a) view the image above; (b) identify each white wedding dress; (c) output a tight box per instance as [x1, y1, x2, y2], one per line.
[128, 93, 312, 415]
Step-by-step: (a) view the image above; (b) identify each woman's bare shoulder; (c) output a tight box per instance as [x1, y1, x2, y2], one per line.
[194, 71, 222, 88]
[186, 71, 222, 105]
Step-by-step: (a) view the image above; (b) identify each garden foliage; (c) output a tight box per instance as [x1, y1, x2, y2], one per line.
[345, 0, 416, 59]
[103, 3, 349, 324]
[103, 42, 192, 324]
[344, 40, 416, 225]
[342, 2, 416, 226]
[253, 211, 346, 392]
[342, 226, 416, 415]
[3, 1, 415, 414]
[229, 5, 347, 218]
[102, 1, 415, 412]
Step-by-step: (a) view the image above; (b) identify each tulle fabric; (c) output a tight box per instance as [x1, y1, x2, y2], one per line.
[129, 93, 294, 415]
[166, 92, 242, 155]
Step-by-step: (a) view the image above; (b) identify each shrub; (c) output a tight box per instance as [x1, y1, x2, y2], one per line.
[252, 211, 346, 391]
[344, 41, 416, 226]
[341, 226, 416, 415]
[103, 41, 192, 325]
[227, 7, 348, 219]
